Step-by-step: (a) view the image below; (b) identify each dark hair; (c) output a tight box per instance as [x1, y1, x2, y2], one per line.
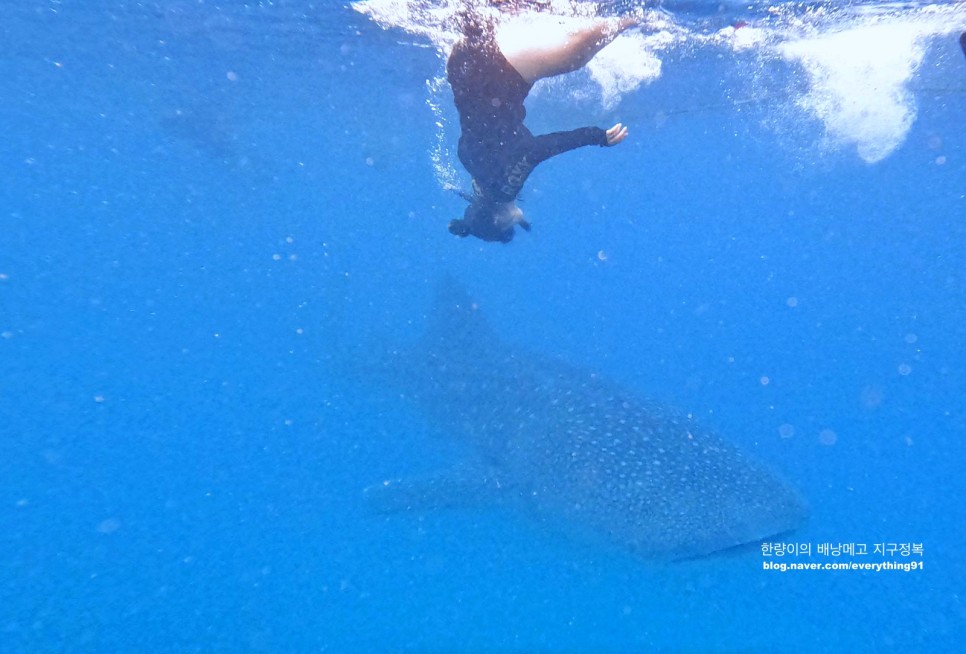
[448, 199, 516, 243]
[448, 218, 472, 237]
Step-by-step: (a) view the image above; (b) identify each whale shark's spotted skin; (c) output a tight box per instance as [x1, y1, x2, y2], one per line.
[367, 280, 808, 560]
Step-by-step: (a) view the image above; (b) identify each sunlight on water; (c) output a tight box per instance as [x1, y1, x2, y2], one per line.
[354, 0, 966, 173]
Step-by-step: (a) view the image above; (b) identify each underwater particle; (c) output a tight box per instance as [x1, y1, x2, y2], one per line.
[927, 135, 943, 150]
[904, 435, 914, 446]
[778, 424, 795, 439]
[0, 272, 8, 280]
[597, 250, 607, 262]
[860, 385, 884, 409]
[898, 363, 912, 376]
[818, 429, 838, 446]
[365, 156, 375, 166]
[904, 333, 918, 344]
[786, 296, 798, 308]
[93, 395, 106, 403]
[935, 156, 947, 166]
[760, 375, 770, 386]
[97, 518, 121, 534]
[1, 331, 12, 340]
[226, 70, 238, 81]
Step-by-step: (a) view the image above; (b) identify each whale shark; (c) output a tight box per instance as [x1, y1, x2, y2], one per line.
[364, 279, 808, 560]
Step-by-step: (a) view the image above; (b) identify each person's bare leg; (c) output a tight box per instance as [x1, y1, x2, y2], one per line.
[497, 16, 637, 84]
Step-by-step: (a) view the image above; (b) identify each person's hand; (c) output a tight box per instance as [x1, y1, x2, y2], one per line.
[606, 122, 628, 146]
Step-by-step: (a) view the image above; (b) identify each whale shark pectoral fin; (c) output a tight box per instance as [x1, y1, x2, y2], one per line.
[364, 464, 510, 514]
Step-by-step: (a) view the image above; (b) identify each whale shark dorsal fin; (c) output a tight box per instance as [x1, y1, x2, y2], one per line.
[363, 464, 510, 513]
[424, 275, 496, 355]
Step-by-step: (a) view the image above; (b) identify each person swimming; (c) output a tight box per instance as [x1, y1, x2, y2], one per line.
[960, 31, 965, 59]
[446, 2, 636, 243]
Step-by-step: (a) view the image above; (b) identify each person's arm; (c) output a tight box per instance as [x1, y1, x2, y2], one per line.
[528, 122, 628, 164]
[487, 123, 629, 202]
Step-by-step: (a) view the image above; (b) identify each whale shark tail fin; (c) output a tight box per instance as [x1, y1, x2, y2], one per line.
[423, 275, 496, 358]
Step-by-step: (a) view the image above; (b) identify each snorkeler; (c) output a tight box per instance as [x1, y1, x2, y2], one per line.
[446, 2, 637, 243]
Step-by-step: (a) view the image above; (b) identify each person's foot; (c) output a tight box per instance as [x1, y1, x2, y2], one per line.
[617, 15, 639, 33]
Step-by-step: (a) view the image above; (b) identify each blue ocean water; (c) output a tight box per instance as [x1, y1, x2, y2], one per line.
[2, 0, 964, 651]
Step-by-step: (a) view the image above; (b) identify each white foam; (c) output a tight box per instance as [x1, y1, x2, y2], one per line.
[777, 18, 940, 163]
[426, 75, 460, 192]
[714, 24, 770, 52]
[587, 31, 668, 110]
[353, 0, 966, 173]
[707, 3, 966, 163]
[351, 0, 463, 49]
[353, 0, 677, 105]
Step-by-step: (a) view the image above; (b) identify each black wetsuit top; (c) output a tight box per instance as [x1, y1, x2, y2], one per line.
[447, 33, 608, 204]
